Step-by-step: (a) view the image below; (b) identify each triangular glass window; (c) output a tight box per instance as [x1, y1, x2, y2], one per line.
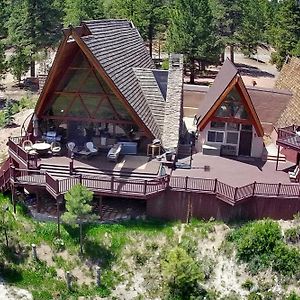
[80, 72, 104, 93]
[66, 97, 89, 117]
[81, 95, 104, 117]
[94, 98, 116, 120]
[46, 94, 74, 116]
[109, 95, 133, 121]
[215, 86, 249, 120]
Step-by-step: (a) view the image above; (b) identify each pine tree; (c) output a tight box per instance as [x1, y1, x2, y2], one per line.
[167, 0, 220, 83]
[271, 0, 300, 70]
[7, 0, 62, 77]
[238, 0, 265, 57]
[0, 41, 7, 81]
[109, 0, 168, 57]
[62, 184, 97, 254]
[9, 48, 31, 84]
[209, 0, 244, 63]
[64, 0, 105, 26]
[4, 99, 15, 127]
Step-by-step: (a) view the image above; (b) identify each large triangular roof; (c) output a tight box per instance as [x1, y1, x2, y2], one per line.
[35, 19, 165, 139]
[197, 59, 264, 137]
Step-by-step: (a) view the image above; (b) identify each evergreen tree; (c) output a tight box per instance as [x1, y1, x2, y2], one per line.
[7, 0, 62, 77]
[62, 184, 97, 254]
[209, 0, 244, 63]
[3, 99, 15, 127]
[64, 0, 105, 26]
[271, 0, 300, 70]
[9, 48, 31, 84]
[0, 41, 7, 80]
[238, 0, 265, 57]
[167, 0, 220, 83]
[109, 0, 168, 57]
[0, 0, 11, 38]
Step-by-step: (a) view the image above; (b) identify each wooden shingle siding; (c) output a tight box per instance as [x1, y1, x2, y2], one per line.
[275, 57, 300, 128]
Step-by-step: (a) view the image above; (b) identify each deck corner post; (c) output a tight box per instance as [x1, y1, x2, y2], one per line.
[252, 181, 256, 196]
[56, 197, 62, 238]
[110, 176, 114, 192]
[79, 174, 82, 184]
[213, 178, 218, 193]
[98, 196, 102, 221]
[275, 146, 280, 171]
[185, 176, 189, 190]
[56, 179, 59, 194]
[10, 165, 16, 182]
[143, 180, 147, 195]
[11, 185, 16, 214]
[277, 183, 281, 197]
[234, 187, 238, 202]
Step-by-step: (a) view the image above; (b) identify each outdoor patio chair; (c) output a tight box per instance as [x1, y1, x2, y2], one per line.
[289, 165, 300, 182]
[107, 143, 122, 162]
[22, 140, 33, 152]
[22, 140, 38, 155]
[85, 142, 98, 155]
[50, 141, 61, 156]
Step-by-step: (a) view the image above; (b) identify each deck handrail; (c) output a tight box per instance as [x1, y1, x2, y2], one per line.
[11, 166, 169, 197]
[8, 137, 38, 169]
[169, 176, 300, 203]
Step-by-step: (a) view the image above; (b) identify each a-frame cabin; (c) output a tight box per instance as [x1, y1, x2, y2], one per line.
[196, 59, 264, 157]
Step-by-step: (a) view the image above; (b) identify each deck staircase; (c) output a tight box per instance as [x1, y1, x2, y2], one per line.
[262, 144, 286, 162]
[177, 144, 193, 159]
[0, 159, 12, 192]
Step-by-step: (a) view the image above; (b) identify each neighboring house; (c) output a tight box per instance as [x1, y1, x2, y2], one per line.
[194, 59, 264, 158]
[183, 60, 294, 159]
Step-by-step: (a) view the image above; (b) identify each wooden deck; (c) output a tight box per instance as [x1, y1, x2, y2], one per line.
[2, 136, 299, 205]
[277, 126, 300, 152]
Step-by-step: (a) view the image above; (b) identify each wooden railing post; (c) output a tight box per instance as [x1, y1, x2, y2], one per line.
[234, 187, 238, 201]
[213, 178, 218, 193]
[185, 176, 188, 190]
[56, 179, 59, 194]
[277, 183, 281, 197]
[143, 180, 147, 195]
[10, 165, 16, 182]
[111, 176, 114, 192]
[252, 181, 256, 196]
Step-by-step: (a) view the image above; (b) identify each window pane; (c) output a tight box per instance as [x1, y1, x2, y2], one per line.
[109, 95, 133, 121]
[67, 98, 89, 117]
[80, 72, 104, 93]
[47, 95, 73, 116]
[216, 132, 224, 142]
[241, 124, 252, 131]
[227, 123, 239, 131]
[211, 121, 225, 129]
[227, 132, 238, 144]
[207, 131, 216, 142]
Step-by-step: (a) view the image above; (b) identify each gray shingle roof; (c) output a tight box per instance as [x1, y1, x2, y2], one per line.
[133, 68, 166, 132]
[80, 19, 162, 138]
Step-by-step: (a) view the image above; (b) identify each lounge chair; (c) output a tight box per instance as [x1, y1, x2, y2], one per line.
[289, 165, 300, 182]
[107, 143, 122, 162]
[86, 142, 98, 155]
[22, 140, 38, 155]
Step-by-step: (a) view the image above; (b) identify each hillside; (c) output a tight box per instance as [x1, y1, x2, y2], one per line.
[1, 196, 300, 300]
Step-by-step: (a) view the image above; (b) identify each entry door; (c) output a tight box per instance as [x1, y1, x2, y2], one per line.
[239, 131, 252, 156]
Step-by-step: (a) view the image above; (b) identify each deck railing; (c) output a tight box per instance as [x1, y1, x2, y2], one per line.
[277, 126, 300, 151]
[8, 137, 38, 169]
[10, 166, 169, 198]
[169, 176, 300, 204]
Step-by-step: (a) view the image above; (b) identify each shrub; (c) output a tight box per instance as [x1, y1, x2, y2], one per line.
[241, 279, 254, 291]
[273, 243, 300, 276]
[228, 220, 282, 263]
[286, 292, 300, 300]
[248, 292, 262, 300]
[161, 246, 205, 299]
[285, 227, 300, 244]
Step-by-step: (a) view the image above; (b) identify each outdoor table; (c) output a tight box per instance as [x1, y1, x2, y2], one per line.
[32, 142, 51, 155]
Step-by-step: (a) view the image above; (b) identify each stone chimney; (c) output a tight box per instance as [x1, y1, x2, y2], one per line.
[161, 53, 184, 150]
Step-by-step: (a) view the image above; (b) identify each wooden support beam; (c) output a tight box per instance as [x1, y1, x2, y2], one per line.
[98, 196, 102, 221]
[276, 145, 280, 171]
